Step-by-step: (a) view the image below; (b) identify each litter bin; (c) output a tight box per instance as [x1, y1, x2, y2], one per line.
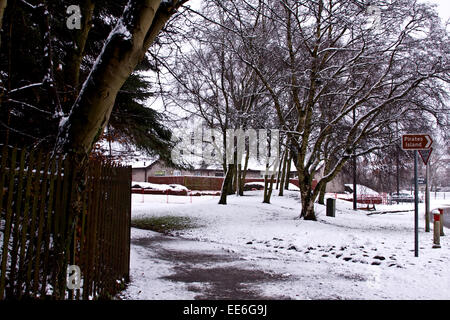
[326, 198, 336, 217]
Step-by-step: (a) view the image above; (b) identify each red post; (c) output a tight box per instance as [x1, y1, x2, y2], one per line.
[433, 212, 441, 248]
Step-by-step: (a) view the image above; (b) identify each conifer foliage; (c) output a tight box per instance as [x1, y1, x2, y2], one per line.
[0, 0, 174, 161]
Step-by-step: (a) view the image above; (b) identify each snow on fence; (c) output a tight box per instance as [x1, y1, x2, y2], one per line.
[0, 146, 131, 300]
[146, 176, 303, 191]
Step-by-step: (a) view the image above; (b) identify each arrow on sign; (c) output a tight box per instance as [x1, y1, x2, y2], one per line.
[418, 147, 432, 165]
[401, 134, 433, 150]
[424, 135, 432, 148]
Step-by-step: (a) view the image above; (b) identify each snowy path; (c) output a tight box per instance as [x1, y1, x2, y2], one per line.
[120, 229, 292, 300]
[122, 191, 450, 300]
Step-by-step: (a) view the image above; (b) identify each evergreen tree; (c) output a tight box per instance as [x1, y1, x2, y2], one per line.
[109, 71, 173, 162]
[0, 0, 173, 161]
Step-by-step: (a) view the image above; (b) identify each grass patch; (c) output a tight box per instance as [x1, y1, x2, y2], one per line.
[131, 215, 198, 234]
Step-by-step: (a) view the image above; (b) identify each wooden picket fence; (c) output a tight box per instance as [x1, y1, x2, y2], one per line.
[0, 145, 131, 300]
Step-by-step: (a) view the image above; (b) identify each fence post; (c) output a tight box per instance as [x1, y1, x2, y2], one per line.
[0, 147, 132, 300]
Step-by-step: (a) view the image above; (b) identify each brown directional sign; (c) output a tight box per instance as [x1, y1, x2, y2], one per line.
[401, 134, 433, 150]
[418, 147, 433, 165]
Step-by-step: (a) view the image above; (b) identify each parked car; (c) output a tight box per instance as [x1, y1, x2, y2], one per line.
[340, 184, 383, 204]
[243, 182, 265, 191]
[390, 192, 416, 203]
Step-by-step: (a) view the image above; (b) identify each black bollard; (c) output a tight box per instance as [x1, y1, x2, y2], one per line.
[326, 198, 336, 217]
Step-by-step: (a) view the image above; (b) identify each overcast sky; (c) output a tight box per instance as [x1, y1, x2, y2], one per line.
[186, 0, 449, 21]
[421, 0, 450, 21]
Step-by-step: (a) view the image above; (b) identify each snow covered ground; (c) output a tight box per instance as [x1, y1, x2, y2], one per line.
[123, 190, 450, 300]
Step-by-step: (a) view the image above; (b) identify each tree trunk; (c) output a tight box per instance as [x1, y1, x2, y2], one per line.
[233, 162, 238, 194]
[297, 166, 318, 220]
[278, 149, 288, 196]
[64, 0, 95, 97]
[229, 145, 237, 195]
[238, 145, 250, 196]
[300, 189, 317, 220]
[263, 174, 269, 203]
[284, 151, 291, 190]
[227, 164, 236, 195]
[263, 166, 275, 204]
[237, 163, 241, 196]
[219, 164, 234, 204]
[263, 174, 275, 203]
[275, 149, 285, 190]
[0, 0, 6, 49]
[56, 0, 182, 165]
[318, 156, 333, 205]
[318, 182, 327, 205]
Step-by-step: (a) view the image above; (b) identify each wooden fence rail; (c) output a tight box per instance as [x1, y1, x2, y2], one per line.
[0, 145, 131, 300]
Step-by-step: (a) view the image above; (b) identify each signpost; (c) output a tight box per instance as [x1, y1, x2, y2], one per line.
[425, 164, 430, 232]
[401, 134, 433, 257]
[418, 148, 432, 166]
[414, 151, 419, 257]
[402, 134, 433, 150]
[419, 148, 433, 232]
[419, 148, 433, 233]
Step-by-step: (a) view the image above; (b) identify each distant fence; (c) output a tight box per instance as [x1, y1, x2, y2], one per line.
[147, 176, 224, 191]
[147, 176, 302, 191]
[245, 178, 302, 189]
[334, 193, 386, 205]
[0, 146, 131, 300]
[430, 192, 450, 200]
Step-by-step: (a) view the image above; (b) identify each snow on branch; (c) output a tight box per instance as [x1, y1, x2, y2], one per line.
[19, 0, 44, 10]
[8, 99, 53, 115]
[9, 83, 43, 94]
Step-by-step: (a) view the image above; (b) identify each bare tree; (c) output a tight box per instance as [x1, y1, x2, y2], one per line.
[208, 0, 449, 220]
[163, 11, 272, 204]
